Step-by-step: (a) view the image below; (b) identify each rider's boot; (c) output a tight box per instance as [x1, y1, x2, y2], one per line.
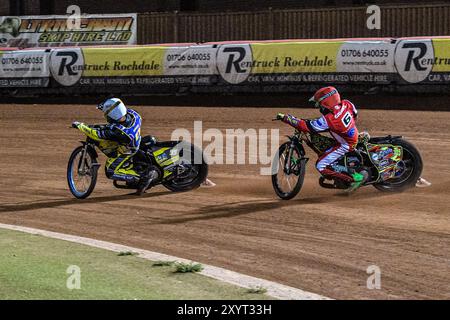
[136, 168, 158, 195]
[346, 170, 369, 193]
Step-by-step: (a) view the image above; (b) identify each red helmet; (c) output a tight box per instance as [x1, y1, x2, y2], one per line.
[309, 86, 341, 111]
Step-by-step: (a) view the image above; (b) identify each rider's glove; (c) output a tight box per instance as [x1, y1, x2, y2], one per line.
[276, 113, 285, 121]
[72, 121, 81, 128]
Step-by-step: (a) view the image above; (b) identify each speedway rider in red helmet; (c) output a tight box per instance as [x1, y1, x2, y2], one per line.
[277, 86, 367, 191]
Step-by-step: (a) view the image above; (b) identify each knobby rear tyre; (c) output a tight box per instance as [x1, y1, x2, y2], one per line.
[373, 138, 423, 192]
[163, 143, 208, 192]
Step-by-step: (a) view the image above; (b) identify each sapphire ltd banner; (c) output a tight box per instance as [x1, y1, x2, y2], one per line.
[0, 14, 137, 48]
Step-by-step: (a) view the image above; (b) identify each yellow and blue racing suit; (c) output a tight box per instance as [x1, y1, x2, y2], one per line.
[78, 109, 142, 183]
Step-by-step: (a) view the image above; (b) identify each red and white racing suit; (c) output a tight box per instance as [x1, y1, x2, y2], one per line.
[282, 100, 359, 182]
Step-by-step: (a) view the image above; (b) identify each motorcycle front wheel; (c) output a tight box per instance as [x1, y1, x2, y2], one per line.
[271, 142, 306, 200]
[67, 145, 98, 199]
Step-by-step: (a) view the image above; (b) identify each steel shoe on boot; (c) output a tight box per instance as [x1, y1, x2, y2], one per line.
[346, 170, 369, 193]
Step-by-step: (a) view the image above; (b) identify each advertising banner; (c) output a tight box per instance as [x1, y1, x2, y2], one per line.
[163, 45, 218, 85]
[394, 38, 450, 84]
[216, 42, 340, 84]
[0, 49, 50, 87]
[3, 37, 450, 90]
[0, 14, 137, 48]
[216, 40, 397, 85]
[49, 46, 166, 87]
[337, 41, 396, 84]
[164, 45, 217, 75]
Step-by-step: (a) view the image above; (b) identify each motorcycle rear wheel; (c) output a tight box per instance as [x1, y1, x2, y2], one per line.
[162, 143, 208, 192]
[373, 138, 423, 192]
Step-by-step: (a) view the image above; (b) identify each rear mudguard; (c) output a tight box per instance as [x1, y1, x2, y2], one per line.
[364, 136, 404, 183]
[369, 135, 403, 144]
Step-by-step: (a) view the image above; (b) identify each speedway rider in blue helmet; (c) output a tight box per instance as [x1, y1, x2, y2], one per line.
[72, 98, 156, 195]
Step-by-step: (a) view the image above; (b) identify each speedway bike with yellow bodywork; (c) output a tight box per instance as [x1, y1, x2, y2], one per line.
[67, 124, 208, 199]
[271, 120, 423, 200]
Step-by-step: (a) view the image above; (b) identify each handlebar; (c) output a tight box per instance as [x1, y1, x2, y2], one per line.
[69, 123, 107, 129]
[90, 124, 107, 129]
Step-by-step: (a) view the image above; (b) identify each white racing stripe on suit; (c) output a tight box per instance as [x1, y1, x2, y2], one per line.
[316, 145, 349, 171]
[316, 132, 350, 172]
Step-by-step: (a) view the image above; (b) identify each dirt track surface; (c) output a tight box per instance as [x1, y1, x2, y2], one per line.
[0, 104, 449, 299]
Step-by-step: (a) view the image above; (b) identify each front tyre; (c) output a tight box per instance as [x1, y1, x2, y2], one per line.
[67, 146, 98, 199]
[272, 142, 306, 200]
[373, 139, 423, 192]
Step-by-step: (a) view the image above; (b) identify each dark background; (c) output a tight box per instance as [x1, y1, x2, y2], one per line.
[1, 0, 449, 15]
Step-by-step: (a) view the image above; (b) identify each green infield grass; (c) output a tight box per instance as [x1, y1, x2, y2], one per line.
[0, 228, 273, 300]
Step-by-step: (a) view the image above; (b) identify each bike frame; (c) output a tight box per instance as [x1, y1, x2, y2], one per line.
[78, 139, 99, 173]
[283, 130, 309, 175]
[288, 129, 404, 185]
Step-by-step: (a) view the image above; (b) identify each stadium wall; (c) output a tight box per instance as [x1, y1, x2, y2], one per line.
[3, 0, 447, 15]
[1, 2, 449, 41]
[137, 4, 450, 44]
[192, 0, 443, 12]
[0, 1, 8, 16]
